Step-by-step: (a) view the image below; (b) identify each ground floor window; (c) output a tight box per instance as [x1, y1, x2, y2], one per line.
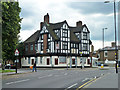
[28, 57, 30, 64]
[35, 57, 38, 64]
[40, 57, 42, 64]
[59, 56, 66, 64]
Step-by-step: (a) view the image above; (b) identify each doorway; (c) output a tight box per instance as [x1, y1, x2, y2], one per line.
[55, 58, 58, 65]
[32, 59, 34, 65]
[47, 58, 50, 65]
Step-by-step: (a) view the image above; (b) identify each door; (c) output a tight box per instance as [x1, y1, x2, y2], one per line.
[47, 58, 50, 65]
[72, 59, 75, 64]
[55, 58, 58, 65]
[32, 59, 34, 65]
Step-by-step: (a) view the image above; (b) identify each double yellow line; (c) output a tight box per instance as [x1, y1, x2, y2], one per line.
[76, 78, 96, 90]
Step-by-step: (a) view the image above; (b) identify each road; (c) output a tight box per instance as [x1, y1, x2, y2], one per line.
[2, 68, 116, 89]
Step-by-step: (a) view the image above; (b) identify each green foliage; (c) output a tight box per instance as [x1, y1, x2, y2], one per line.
[2, 2, 22, 62]
[16, 42, 24, 58]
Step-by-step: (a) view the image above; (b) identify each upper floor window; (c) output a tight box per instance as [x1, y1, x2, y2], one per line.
[48, 34, 50, 39]
[63, 42, 67, 49]
[63, 30, 67, 37]
[41, 34, 43, 40]
[35, 44, 37, 51]
[25, 45, 28, 51]
[83, 44, 87, 50]
[41, 43, 43, 51]
[30, 44, 33, 51]
[104, 51, 108, 57]
[83, 33, 87, 39]
[48, 42, 51, 49]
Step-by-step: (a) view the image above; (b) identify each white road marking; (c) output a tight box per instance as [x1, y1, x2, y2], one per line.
[38, 74, 52, 79]
[64, 73, 67, 75]
[6, 79, 30, 85]
[67, 83, 78, 89]
[54, 75, 60, 77]
[82, 78, 89, 82]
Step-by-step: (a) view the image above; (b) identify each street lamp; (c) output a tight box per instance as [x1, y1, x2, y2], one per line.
[102, 28, 107, 64]
[104, 0, 118, 73]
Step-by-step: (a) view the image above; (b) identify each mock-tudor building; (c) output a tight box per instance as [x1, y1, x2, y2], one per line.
[21, 13, 92, 68]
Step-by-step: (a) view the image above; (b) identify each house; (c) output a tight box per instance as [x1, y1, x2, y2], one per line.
[21, 13, 92, 68]
[92, 42, 120, 65]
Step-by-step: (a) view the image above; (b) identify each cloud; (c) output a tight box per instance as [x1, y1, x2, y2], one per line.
[67, 2, 116, 15]
[18, 0, 119, 50]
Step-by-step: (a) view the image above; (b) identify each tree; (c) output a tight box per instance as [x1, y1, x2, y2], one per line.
[2, 1, 22, 63]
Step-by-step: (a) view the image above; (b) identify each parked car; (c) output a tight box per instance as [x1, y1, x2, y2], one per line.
[5, 64, 16, 69]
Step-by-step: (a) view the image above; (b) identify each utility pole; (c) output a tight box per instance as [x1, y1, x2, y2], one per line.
[102, 28, 107, 64]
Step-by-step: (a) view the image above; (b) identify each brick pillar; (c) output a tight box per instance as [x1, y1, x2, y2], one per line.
[43, 34, 47, 53]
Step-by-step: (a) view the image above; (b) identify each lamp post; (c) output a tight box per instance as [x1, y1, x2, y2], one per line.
[104, 0, 118, 73]
[102, 28, 107, 64]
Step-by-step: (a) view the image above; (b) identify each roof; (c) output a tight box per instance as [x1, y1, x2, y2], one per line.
[24, 30, 40, 43]
[69, 26, 81, 43]
[98, 46, 120, 51]
[24, 20, 91, 43]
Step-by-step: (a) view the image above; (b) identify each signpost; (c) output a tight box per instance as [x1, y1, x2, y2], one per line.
[15, 49, 19, 73]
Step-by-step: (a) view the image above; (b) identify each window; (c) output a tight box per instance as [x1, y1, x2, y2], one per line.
[104, 51, 108, 57]
[48, 42, 51, 49]
[48, 34, 50, 39]
[35, 44, 37, 51]
[83, 33, 87, 39]
[35, 57, 38, 64]
[83, 44, 87, 50]
[76, 44, 78, 48]
[40, 57, 42, 64]
[63, 30, 67, 37]
[25, 45, 28, 51]
[28, 57, 30, 64]
[59, 56, 66, 64]
[63, 42, 67, 49]
[30, 44, 33, 51]
[41, 43, 43, 51]
[41, 34, 43, 40]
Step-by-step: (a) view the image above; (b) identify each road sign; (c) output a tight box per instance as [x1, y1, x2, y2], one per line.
[15, 49, 19, 56]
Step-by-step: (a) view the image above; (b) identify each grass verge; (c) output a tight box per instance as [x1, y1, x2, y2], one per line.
[0, 70, 15, 73]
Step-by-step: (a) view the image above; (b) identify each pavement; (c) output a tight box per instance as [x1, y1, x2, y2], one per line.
[82, 68, 120, 89]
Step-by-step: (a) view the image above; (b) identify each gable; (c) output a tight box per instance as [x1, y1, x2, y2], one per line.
[83, 27, 88, 32]
[62, 23, 69, 29]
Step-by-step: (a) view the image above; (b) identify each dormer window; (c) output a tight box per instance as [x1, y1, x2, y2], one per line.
[54, 30, 60, 37]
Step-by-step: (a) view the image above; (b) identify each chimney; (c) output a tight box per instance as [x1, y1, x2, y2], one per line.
[111, 42, 115, 47]
[44, 13, 49, 24]
[91, 45, 94, 53]
[40, 22, 43, 30]
[76, 21, 82, 27]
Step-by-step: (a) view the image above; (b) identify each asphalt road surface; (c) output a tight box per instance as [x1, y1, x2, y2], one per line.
[2, 68, 116, 89]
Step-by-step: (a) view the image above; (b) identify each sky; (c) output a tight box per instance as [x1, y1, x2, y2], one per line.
[18, 0, 120, 50]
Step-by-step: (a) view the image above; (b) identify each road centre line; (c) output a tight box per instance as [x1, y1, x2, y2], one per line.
[6, 79, 30, 85]
[76, 78, 96, 90]
[84, 73, 110, 88]
[67, 83, 78, 89]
